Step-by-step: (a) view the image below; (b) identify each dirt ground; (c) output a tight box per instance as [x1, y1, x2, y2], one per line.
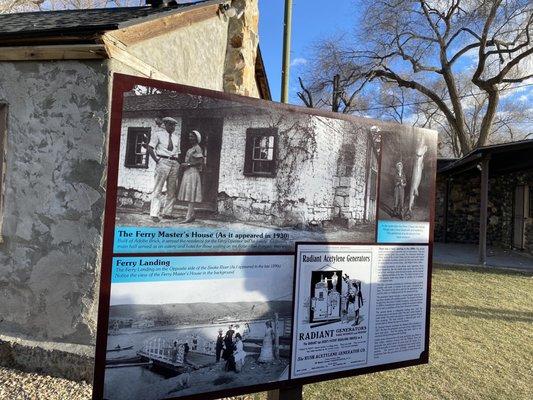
[0, 366, 92, 400]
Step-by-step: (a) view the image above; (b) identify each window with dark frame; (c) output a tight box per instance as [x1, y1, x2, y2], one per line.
[124, 127, 151, 168]
[244, 128, 278, 177]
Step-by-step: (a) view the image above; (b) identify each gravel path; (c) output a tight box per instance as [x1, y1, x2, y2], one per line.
[0, 366, 263, 399]
[0, 367, 92, 400]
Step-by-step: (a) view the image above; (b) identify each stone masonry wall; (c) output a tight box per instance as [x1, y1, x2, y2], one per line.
[0, 60, 109, 346]
[435, 169, 533, 254]
[217, 113, 370, 227]
[223, 0, 260, 97]
[116, 112, 371, 228]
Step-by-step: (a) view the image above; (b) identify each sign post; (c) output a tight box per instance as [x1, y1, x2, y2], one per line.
[268, 385, 303, 400]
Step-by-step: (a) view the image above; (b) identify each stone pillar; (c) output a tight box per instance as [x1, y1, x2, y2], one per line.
[223, 0, 260, 98]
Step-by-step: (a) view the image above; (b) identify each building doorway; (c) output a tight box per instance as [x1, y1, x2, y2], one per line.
[179, 117, 223, 211]
[513, 185, 529, 249]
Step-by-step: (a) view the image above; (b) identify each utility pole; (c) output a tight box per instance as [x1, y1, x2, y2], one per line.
[268, 2, 302, 399]
[280, 0, 293, 103]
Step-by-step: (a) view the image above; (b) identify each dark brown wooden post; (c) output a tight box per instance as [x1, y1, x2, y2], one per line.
[479, 156, 490, 265]
[267, 385, 303, 400]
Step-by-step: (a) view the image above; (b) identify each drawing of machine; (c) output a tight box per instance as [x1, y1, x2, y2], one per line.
[310, 272, 341, 323]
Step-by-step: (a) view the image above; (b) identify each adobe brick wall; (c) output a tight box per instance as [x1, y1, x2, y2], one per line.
[217, 113, 370, 227]
[117, 112, 372, 229]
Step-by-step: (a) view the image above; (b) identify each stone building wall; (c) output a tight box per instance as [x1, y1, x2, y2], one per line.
[128, 14, 230, 92]
[435, 169, 533, 255]
[0, 1, 264, 383]
[223, 0, 260, 97]
[127, 0, 261, 98]
[0, 60, 109, 347]
[217, 113, 370, 227]
[116, 111, 371, 228]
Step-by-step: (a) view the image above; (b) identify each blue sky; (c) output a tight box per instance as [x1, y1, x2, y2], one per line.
[259, 0, 358, 103]
[258, 1, 532, 118]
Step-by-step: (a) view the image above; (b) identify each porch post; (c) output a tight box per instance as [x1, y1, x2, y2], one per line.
[479, 156, 490, 265]
[443, 177, 450, 243]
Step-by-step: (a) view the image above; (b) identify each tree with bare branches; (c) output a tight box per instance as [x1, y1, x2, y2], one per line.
[300, 0, 532, 156]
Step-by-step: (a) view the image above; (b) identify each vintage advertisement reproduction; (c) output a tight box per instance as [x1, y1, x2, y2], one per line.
[291, 243, 429, 379]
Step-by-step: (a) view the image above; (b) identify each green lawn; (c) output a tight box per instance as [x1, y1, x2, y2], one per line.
[241, 265, 533, 400]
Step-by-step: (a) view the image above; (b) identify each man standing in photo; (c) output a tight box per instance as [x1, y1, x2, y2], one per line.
[147, 117, 181, 222]
[215, 329, 224, 362]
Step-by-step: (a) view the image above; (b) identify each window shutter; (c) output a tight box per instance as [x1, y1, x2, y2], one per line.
[125, 127, 151, 168]
[244, 129, 255, 174]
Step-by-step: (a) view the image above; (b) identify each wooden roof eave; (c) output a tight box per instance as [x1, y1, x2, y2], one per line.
[0, 1, 221, 61]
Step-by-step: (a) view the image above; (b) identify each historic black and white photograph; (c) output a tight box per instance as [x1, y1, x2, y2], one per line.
[115, 85, 382, 251]
[103, 254, 293, 400]
[378, 129, 437, 222]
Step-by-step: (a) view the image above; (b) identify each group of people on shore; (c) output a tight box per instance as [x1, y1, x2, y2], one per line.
[215, 325, 246, 373]
[148, 117, 204, 224]
[215, 321, 276, 373]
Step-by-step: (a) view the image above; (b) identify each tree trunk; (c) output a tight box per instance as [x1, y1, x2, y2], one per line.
[476, 87, 499, 148]
[441, 66, 471, 155]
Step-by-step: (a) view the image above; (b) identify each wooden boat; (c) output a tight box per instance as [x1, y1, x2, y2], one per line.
[107, 345, 133, 352]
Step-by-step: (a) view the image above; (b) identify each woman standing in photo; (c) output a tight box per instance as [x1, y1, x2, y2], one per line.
[258, 320, 275, 363]
[178, 130, 204, 223]
[233, 333, 247, 372]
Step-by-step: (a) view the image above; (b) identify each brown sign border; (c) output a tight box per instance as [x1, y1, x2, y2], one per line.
[92, 73, 435, 400]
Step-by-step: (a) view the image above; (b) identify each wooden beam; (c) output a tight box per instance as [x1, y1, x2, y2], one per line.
[0, 34, 101, 47]
[479, 156, 490, 265]
[101, 35, 175, 82]
[109, 3, 220, 46]
[0, 44, 107, 61]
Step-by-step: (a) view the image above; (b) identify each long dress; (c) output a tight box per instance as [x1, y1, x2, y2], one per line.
[233, 340, 247, 372]
[258, 327, 274, 363]
[177, 144, 203, 203]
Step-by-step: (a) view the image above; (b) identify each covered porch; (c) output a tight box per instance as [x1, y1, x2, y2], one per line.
[433, 242, 533, 271]
[437, 140, 533, 265]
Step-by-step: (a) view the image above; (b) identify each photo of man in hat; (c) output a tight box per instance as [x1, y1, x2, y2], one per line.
[147, 116, 181, 222]
[215, 329, 224, 362]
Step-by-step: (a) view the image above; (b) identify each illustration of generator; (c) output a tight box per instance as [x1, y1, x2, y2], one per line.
[310, 271, 342, 323]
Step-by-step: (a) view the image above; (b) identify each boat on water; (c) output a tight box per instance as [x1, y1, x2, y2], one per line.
[107, 345, 134, 352]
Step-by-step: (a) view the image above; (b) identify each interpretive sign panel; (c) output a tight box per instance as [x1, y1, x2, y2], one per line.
[291, 243, 428, 379]
[93, 73, 437, 400]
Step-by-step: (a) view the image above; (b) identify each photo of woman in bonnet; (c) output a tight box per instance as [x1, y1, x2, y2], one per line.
[178, 130, 204, 223]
